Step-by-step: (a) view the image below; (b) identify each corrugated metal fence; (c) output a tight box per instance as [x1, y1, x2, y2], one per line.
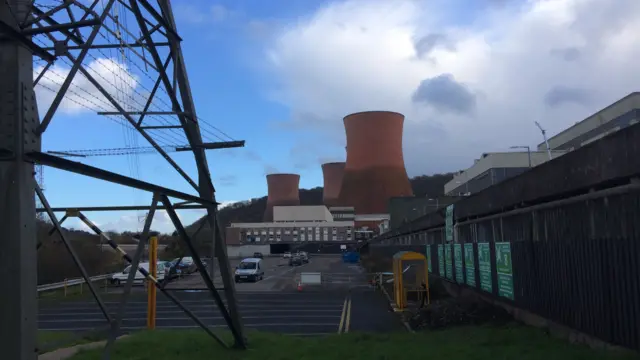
[369, 183, 640, 350]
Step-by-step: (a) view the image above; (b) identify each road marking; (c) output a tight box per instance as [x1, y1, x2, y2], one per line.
[39, 323, 340, 331]
[262, 262, 309, 281]
[38, 308, 343, 317]
[38, 314, 342, 323]
[344, 296, 352, 333]
[337, 297, 347, 333]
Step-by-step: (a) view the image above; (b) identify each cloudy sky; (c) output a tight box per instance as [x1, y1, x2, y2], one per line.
[38, 0, 640, 233]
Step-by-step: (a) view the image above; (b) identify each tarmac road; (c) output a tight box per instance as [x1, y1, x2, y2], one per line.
[38, 291, 347, 335]
[38, 255, 405, 335]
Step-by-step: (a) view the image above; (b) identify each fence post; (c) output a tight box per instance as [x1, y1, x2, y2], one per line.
[80, 281, 83, 295]
[63, 279, 68, 297]
[147, 236, 158, 330]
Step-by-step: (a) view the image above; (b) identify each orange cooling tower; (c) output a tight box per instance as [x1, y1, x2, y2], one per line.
[263, 173, 301, 222]
[338, 111, 413, 214]
[321, 162, 346, 206]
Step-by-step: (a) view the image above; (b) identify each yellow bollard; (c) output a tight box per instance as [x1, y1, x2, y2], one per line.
[147, 236, 158, 330]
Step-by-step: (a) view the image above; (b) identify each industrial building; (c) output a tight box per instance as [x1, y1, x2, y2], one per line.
[262, 173, 300, 222]
[538, 92, 640, 152]
[226, 205, 355, 255]
[338, 111, 414, 214]
[444, 151, 566, 196]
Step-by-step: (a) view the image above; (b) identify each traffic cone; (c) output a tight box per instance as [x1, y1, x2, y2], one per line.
[297, 281, 303, 292]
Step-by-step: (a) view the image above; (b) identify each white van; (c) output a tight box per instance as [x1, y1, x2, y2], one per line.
[234, 258, 264, 283]
[110, 262, 166, 285]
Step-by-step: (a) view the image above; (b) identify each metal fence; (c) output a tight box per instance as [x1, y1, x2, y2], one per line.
[37, 274, 113, 292]
[369, 183, 640, 351]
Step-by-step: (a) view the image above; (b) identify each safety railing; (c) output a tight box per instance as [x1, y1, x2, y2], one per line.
[37, 274, 113, 293]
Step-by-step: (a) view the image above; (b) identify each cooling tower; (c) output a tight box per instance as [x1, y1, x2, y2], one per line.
[263, 173, 301, 222]
[321, 162, 346, 207]
[338, 111, 413, 214]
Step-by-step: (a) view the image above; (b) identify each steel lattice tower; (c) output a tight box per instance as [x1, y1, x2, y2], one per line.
[0, 1, 246, 358]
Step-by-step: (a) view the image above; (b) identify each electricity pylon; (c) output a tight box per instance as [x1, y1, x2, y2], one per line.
[0, 1, 246, 358]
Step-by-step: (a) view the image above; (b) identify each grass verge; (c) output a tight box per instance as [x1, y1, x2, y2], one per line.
[37, 330, 103, 354]
[68, 325, 638, 360]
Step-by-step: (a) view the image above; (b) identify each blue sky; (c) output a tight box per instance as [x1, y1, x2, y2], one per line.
[39, 0, 353, 233]
[36, 0, 640, 233]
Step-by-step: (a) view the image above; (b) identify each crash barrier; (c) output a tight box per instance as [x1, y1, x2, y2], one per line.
[369, 182, 640, 351]
[38, 274, 112, 296]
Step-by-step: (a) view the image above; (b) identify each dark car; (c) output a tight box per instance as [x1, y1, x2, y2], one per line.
[253, 252, 264, 259]
[289, 255, 303, 266]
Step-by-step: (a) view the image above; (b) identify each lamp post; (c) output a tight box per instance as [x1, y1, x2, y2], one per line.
[510, 145, 532, 168]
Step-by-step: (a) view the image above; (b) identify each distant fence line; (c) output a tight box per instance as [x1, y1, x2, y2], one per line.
[368, 182, 640, 351]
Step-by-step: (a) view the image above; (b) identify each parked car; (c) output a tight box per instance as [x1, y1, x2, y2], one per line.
[283, 252, 292, 259]
[170, 257, 197, 274]
[289, 255, 304, 267]
[297, 251, 309, 263]
[110, 262, 166, 286]
[253, 252, 264, 259]
[234, 258, 264, 283]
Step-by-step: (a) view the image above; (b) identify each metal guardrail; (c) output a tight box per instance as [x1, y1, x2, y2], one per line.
[37, 274, 113, 292]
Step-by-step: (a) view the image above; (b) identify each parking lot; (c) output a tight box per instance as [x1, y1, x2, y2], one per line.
[38, 255, 405, 335]
[164, 254, 367, 292]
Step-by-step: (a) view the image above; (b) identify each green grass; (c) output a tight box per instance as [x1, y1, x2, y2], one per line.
[37, 330, 102, 354]
[67, 325, 638, 360]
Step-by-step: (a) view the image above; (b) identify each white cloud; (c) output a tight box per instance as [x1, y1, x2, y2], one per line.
[264, 0, 640, 175]
[34, 57, 141, 116]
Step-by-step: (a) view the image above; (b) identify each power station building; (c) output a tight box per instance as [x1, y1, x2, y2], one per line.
[537, 92, 640, 152]
[321, 162, 345, 207]
[444, 151, 565, 196]
[444, 92, 639, 196]
[224, 110, 416, 255]
[226, 205, 355, 255]
[338, 111, 414, 214]
[263, 173, 300, 222]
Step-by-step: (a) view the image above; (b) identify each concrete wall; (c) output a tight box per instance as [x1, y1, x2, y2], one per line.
[226, 244, 271, 259]
[273, 205, 333, 222]
[446, 167, 531, 196]
[539, 92, 640, 151]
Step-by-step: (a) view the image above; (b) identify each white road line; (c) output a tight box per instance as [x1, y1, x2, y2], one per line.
[38, 315, 342, 323]
[40, 298, 340, 306]
[38, 308, 342, 317]
[38, 305, 344, 313]
[39, 323, 340, 331]
[262, 262, 309, 281]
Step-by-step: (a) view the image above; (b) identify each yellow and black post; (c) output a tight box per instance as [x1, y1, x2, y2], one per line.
[147, 236, 158, 329]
